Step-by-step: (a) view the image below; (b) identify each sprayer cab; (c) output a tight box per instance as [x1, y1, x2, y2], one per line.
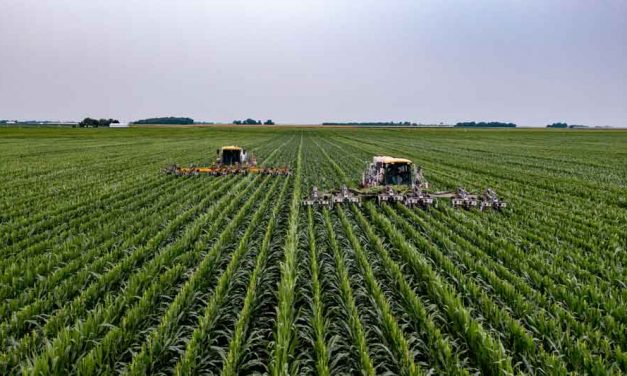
[216, 146, 254, 166]
[361, 156, 426, 189]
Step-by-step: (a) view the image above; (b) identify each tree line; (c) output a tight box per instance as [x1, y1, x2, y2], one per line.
[455, 122, 517, 128]
[76, 118, 120, 128]
[233, 118, 274, 125]
[322, 121, 418, 126]
[546, 122, 568, 128]
[546, 122, 591, 128]
[132, 117, 194, 125]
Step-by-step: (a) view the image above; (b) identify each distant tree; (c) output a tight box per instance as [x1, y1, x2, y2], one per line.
[322, 121, 417, 126]
[78, 117, 98, 128]
[264, 119, 275, 125]
[78, 117, 119, 128]
[547, 122, 568, 128]
[233, 118, 268, 125]
[132, 117, 193, 125]
[455, 121, 516, 128]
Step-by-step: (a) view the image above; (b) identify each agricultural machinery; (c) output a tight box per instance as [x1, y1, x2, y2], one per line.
[302, 156, 506, 210]
[164, 145, 291, 176]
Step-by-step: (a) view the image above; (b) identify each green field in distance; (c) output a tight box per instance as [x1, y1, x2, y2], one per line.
[0, 126, 625, 375]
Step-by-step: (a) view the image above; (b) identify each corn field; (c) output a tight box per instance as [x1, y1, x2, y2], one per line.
[0, 126, 625, 375]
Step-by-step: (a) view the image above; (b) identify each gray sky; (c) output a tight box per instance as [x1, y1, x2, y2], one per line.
[1, 0, 626, 126]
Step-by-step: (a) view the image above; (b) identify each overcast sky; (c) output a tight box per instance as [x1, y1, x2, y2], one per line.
[1, 0, 626, 126]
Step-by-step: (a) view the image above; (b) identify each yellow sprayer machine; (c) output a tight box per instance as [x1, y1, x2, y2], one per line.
[164, 145, 291, 176]
[303, 155, 506, 210]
